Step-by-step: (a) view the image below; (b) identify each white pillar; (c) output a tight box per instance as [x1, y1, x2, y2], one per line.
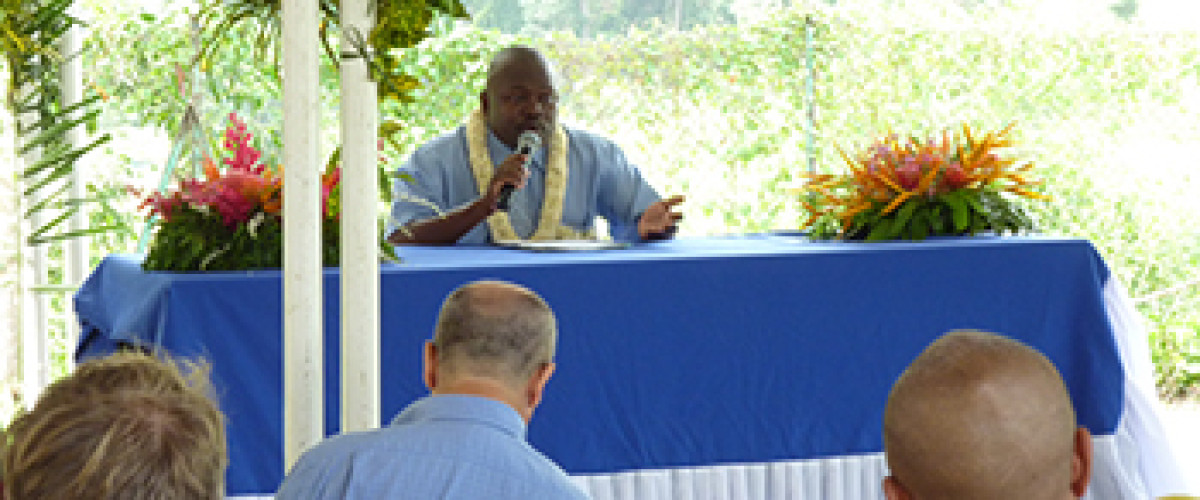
[63, 11, 87, 366]
[0, 52, 19, 400]
[281, 0, 324, 469]
[18, 161, 50, 404]
[17, 70, 49, 403]
[339, 0, 381, 432]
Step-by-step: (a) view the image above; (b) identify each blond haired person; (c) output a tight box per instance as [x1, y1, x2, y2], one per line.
[882, 330, 1092, 500]
[2, 351, 227, 500]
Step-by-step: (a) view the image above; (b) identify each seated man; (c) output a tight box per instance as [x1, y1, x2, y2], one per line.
[1, 351, 227, 500]
[277, 280, 589, 499]
[387, 44, 683, 245]
[882, 330, 1093, 500]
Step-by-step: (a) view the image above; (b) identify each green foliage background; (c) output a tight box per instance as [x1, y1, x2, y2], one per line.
[71, 2, 1200, 399]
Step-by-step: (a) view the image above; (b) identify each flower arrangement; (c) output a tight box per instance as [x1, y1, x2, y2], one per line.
[799, 124, 1048, 241]
[140, 113, 341, 271]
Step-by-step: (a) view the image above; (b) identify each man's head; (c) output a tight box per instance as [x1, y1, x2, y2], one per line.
[882, 330, 1092, 500]
[425, 280, 558, 421]
[1, 351, 227, 500]
[480, 45, 559, 149]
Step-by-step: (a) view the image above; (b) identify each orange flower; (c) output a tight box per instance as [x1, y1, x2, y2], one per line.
[800, 123, 1048, 238]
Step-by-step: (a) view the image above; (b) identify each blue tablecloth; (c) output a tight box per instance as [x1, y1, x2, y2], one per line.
[74, 235, 1124, 496]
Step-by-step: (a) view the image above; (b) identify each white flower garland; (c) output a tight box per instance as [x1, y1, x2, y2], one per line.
[466, 109, 591, 241]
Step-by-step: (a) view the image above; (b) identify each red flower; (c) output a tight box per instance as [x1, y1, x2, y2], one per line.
[896, 159, 922, 191]
[943, 162, 968, 190]
[222, 113, 264, 174]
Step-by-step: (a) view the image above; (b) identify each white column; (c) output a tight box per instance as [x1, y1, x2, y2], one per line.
[17, 69, 49, 403]
[63, 10, 87, 366]
[339, 0, 381, 432]
[281, 0, 324, 469]
[0, 52, 19, 399]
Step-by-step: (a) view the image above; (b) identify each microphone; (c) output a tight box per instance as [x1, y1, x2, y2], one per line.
[496, 130, 541, 211]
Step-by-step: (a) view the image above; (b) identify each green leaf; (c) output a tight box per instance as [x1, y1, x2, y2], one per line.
[866, 217, 895, 241]
[27, 226, 124, 246]
[22, 181, 71, 219]
[912, 213, 930, 240]
[22, 134, 110, 180]
[948, 198, 969, 232]
[25, 0, 75, 38]
[930, 206, 946, 234]
[892, 200, 919, 231]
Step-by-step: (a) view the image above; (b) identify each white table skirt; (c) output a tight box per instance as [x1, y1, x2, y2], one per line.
[229, 434, 1153, 500]
[233, 279, 1194, 500]
[1103, 280, 1194, 497]
[569, 433, 1146, 500]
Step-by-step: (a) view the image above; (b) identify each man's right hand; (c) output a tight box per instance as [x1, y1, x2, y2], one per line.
[486, 153, 531, 209]
[389, 153, 531, 245]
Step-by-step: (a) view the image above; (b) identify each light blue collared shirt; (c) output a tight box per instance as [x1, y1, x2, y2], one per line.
[390, 125, 661, 244]
[276, 395, 590, 500]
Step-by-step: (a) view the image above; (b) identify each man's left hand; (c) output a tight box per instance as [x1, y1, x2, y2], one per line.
[638, 195, 685, 241]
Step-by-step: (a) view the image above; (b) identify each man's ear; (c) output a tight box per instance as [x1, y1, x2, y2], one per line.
[1070, 427, 1093, 498]
[883, 476, 912, 500]
[479, 91, 490, 114]
[423, 342, 438, 390]
[526, 362, 555, 409]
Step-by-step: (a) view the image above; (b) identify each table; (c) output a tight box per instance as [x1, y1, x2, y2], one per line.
[73, 235, 1190, 498]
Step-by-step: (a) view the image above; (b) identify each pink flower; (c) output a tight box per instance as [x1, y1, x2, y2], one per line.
[139, 113, 283, 228]
[140, 191, 184, 221]
[943, 162, 968, 190]
[321, 167, 342, 218]
[212, 188, 257, 226]
[180, 178, 218, 207]
[896, 158, 922, 190]
[222, 113, 265, 174]
[209, 171, 274, 227]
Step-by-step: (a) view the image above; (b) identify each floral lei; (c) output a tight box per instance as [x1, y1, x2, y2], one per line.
[466, 109, 590, 241]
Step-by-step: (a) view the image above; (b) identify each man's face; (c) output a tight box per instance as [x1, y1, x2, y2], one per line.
[480, 57, 558, 149]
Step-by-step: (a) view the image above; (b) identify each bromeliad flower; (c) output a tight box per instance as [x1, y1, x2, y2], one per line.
[322, 166, 341, 219]
[799, 123, 1048, 241]
[139, 112, 346, 272]
[222, 113, 265, 174]
[143, 113, 283, 228]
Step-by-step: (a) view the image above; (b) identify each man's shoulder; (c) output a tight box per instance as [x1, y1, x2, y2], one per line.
[561, 124, 628, 166]
[276, 429, 386, 499]
[295, 428, 383, 464]
[518, 451, 591, 499]
[401, 125, 467, 164]
[426, 125, 469, 146]
[562, 124, 617, 148]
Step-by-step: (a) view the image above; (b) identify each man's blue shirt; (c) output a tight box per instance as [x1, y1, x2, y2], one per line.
[390, 125, 660, 244]
[276, 395, 589, 499]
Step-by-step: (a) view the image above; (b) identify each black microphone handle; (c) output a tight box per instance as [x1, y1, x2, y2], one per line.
[496, 143, 534, 212]
[496, 185, 516, 211]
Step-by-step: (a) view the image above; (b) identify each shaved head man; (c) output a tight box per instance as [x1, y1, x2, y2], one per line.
[882, 330, 1093, 500]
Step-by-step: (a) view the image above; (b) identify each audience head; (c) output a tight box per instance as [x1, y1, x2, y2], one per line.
[2, 351, 227, 500]
[426, 280, 558, 421]
[480, 45, 559, 149]
[882, 330, 1092, 500]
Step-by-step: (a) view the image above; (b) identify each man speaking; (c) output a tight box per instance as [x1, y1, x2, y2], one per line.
[387, 45, 683, 245]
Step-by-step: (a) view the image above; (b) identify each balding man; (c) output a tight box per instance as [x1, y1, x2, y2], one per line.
[276, 280, 589, 499]
[882, 330, 1093, 500]
[387, 44, 683, 245]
